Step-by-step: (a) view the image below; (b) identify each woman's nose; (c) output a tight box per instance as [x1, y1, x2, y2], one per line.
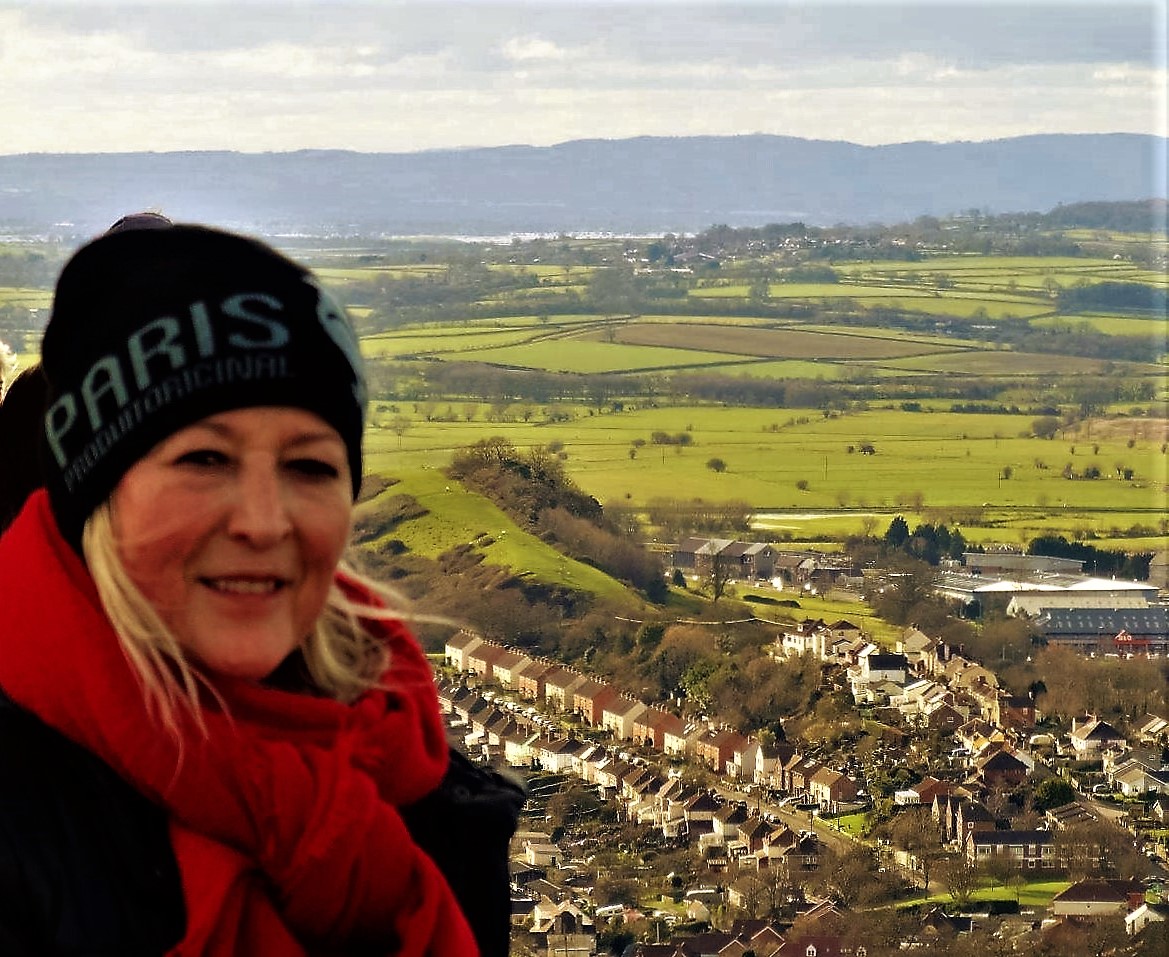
[227, 462, 292, 545]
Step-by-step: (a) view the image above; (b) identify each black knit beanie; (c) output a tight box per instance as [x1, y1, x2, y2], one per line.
[40, 224, 366, 546]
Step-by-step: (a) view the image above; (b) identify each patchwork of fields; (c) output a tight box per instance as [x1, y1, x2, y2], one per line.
[3, 243, 1166, 563]
[350, 247, 1166, 554]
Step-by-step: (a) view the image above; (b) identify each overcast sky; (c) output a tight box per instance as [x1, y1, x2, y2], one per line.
[2, 0, 1166, 154]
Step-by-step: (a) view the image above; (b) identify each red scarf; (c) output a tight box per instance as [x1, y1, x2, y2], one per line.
[0, 491, 478, 957]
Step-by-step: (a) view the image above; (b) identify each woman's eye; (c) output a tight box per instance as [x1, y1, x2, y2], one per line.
[175, 449, 229, 467]
[287, 458, 340, 479]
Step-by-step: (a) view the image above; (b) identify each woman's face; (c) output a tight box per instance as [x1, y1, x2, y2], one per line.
[111, 407, 353, 680]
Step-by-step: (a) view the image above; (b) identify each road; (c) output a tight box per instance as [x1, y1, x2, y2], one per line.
[717, 785, 858, 854]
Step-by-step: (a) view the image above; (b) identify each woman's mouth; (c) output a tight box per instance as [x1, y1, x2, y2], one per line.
[202, 577, 287, 595]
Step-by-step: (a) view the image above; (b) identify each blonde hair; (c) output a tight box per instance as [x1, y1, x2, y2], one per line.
[0, 340, 17, 397]
[82, 501, 404, 738]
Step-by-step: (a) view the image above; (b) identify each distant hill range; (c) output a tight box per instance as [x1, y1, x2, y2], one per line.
[1, 133, 1165, 237]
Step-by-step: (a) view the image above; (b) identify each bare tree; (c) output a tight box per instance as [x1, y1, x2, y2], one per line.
[980, 851, 1015, 890]
[1055, 819, 1147, 880]
[887, 806, 944, 892]
[812, 845, 881, 908]
[940, 857, 979, 907]
[388, 414, 412, 448]
[708, 551, 734, 604]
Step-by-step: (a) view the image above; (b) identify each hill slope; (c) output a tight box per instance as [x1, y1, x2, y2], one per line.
[1, 133, 1165, 236]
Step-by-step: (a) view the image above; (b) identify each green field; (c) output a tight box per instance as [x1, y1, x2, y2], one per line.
[638, 314, 780, 328]
[1032, 312, 1169, 337]
[900, 878, 1071, 911]
[882, 350, 1157, 376]
[487, 263, 590, 281]
[614, 323, 966, 360]
[837, 254, 1148, 282]
[458, 338, 758, 373]
[357, 403, 1167, 553]
[755, 509, 1167, 553]
[0, 288, 51, 308]
[314, 264, 449, 283]
[689, 359, 862, 379]
[363, 328, 541, 357]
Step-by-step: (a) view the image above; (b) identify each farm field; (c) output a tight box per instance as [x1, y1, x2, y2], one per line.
[345, 301, 1164, 396]
[612, 323, 967, 360]
[1031, 312, 1169, 337]
[677, 359, 862, 380]
[0, 288, 51, 308]
[765, 323, 985, 347]
[635, 314, 780, 327]
[363, 328, 540, 357]
[687, 253, 1164, 305]
[455, 338, 758, 374]
[750, 508, 1167, 554]
[487, 263, 589, 280]
[359, 317, 1018, 376]
[313, 264, 450, 283]
[835, 254, 1154, 283]
[875, 296, 1050, 320]
[691, 282, 1056, 320]
[879, 350, 1156, 376]
[552, 408, 1162, 508]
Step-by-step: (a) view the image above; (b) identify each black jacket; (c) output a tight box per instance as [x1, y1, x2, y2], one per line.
[0, 687, 524, 957]
[0, 689, 185, 955]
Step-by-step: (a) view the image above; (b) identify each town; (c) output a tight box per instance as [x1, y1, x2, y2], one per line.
[436, 543, 1168, 957]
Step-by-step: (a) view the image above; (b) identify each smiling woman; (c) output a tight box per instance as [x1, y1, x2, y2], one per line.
[101, 406, 354, 684]
[0, 223, 509, 956]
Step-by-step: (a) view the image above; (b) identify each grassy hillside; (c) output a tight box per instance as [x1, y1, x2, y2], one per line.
[353, 463, 640, 607]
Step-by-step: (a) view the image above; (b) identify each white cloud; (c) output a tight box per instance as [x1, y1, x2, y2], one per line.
[0, 2, 1163, 153]
[499, 35, 573, 63]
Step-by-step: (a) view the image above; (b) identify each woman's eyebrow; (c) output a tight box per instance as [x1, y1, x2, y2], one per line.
[176, 421, 341, 447]
[283, 431, 346, 449]
[178, 420, 232, 439]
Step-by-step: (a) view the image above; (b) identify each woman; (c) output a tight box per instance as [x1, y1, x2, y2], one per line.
[0, 224, 479, 955]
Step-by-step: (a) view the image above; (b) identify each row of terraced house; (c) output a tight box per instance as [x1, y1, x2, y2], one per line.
[438, 676, 825, 879]
[444, 631, 863, 812]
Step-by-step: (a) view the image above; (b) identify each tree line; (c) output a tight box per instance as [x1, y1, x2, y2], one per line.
[1057, 280, 1168, 316]
[1027, 534, 1153, 580]
[366, 355, 1157, 423]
